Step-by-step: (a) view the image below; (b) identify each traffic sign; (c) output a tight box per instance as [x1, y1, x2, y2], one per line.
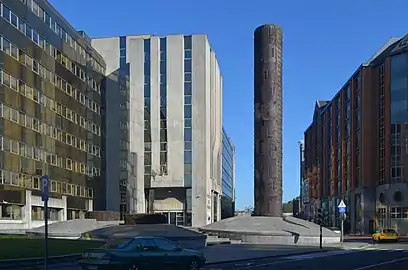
[41, 175, 49, 202]
[338, 200, 346, 213]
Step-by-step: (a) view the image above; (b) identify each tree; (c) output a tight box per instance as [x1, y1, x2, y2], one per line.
[282, 201, 293, 213]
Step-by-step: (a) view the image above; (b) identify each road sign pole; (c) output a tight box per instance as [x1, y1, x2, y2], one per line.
[319, 223, 323, 249]
[41, 176, 49, 270]
[341, 215, 344, 244]
[44, 198, 48, 270]
[337, 200, 347, 245]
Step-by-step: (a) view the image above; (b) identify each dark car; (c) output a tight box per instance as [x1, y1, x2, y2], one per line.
[78, 236, 206, 270]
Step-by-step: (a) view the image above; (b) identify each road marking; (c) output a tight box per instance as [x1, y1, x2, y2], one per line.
[236, 250, 363, 269]
[283, 250, 356, 260]
[360, 247, 408, 252]
[350, 256, 408, 269]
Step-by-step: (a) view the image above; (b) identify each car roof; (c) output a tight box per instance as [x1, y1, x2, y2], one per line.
[132, 236, 166, 240]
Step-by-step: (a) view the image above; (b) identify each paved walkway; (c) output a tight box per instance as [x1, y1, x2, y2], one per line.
[202, 244, 324, 264]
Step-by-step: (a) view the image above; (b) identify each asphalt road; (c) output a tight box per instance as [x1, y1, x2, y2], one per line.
[208, 250, 408, 270]
[42, 242, 408, 269]
[50, 244, 325, 269]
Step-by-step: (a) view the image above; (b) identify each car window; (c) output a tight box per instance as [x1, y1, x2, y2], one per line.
[375, 229, 382, 233]
[101, 239, 133, 249]
[384, 229, 396, 233]
[153, 238, 180, 252]
[139, 239, 157, 252]
[130, 240, 143, 252]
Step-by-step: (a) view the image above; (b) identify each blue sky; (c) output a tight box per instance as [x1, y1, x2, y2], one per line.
[49, 0, 408, 210]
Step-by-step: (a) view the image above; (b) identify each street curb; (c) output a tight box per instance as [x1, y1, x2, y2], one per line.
[0, 254, 80, 269]
[205, 248, 337, 266]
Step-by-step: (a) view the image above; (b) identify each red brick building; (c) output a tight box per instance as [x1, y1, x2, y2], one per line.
[303, 35, 408, 234]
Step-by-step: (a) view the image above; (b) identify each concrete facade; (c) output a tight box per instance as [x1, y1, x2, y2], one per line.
[92, 34, 223, 227]
[89, 37, 130, 218]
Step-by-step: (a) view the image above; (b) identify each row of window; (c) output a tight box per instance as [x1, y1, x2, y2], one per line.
[377, 207, 408, 219]
[0, 71, 101, 157]
[143, 40, 152, 175]
[19, 0, 104, 74]
[0, 102, 102, 170]
[0, 2, 101, 95]
[0, 68, 101, 138]
[183, 37, 192, 186]
[159, 38, 167, 167]
[0, 168, 94, 198]
[0, 134, 100, 177]
[0, 35, 101, 117]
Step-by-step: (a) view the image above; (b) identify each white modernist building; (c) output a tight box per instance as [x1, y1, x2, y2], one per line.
[92, 34, 223, 227]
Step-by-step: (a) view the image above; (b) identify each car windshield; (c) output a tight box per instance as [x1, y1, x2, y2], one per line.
[383, 229, 396, 233]
[101, 239, 133, 249]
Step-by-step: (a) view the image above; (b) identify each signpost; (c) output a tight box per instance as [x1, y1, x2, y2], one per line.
[41, 175, 49, 270]
[338, 200, 346, 244]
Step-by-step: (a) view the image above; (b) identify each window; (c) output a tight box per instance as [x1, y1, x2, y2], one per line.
[2, 5, 10, 21]
[184, 59, 192, 72]
[184, 175, 192, 188]
[184, 141, 192, 150]
[184, 151, 192, 163]
[184, 83, 192, 95]
[160, 143, 167, 151]
[33, 177, 40, 190]
[1, 204, 21, 219]
[184, 128, 192, 141]
[184, 95, 192, 105]
[184, 36, 192, 49]
[184, 73, 192, 82]
[140, 239, 157, 252]
[184, 118, 192, 128]
[10, 13, 18, 27]
[153, 239, 179, 252]
[3, 38, 10, 54]
[184, 50, 192, 59]
[184, 105, 192, 118]
[66, 159, 72, 170]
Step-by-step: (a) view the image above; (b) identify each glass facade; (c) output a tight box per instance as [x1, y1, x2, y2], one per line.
[0, 0, 104, 219]
[390, 53, 408, 183]
[159, 38, 167, 169]
[183, 36, 192, 207]
[221, 128, 234, 219]
[143, 39, 151, 186]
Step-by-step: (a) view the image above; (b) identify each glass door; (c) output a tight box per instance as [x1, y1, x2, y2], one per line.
[176, 212, 184, 226]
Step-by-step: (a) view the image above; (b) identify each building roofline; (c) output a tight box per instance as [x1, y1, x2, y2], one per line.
[91, 33, 208, 40]
[38, 0, 104, 63]
[307, 37, 403, 122]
